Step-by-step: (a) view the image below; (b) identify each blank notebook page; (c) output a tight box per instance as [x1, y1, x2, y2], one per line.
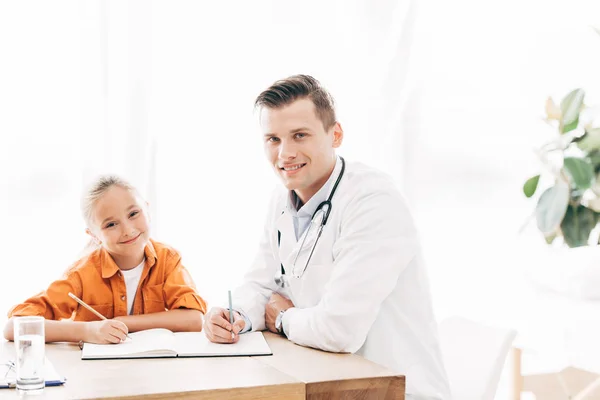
[83, 328, 176, 358]
[174, 331, 272, 357]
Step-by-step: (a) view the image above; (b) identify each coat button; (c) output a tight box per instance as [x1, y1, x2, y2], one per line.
[121, 295, 126, 301]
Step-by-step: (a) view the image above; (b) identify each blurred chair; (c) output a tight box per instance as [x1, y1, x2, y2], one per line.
[439, 316, 517, 400]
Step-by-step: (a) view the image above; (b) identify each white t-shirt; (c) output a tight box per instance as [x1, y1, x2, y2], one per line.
[120, 259, 145, 315]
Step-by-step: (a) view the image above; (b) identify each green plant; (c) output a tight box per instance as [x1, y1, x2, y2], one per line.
[523, 88, 600, 247]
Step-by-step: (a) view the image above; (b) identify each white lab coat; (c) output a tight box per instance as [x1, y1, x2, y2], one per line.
[233, 159, 451, 399]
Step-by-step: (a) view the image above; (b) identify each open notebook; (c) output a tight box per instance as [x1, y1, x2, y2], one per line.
[81, 329, 272, 360]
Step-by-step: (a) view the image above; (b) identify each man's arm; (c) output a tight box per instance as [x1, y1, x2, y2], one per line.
[283, 187, 418, 353]
[231, 194, 282, 332]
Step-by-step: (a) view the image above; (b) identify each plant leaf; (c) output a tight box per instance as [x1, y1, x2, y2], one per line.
[523, 175, 540, 198]
[560, 89, 585, 133]
[563, 157, 594, 190]
[577, 128, 600, 152]
[589, 152, 600, 174]
[544, 230, 558, 244]
[535, 180, 570, 234]
[561, 205, 598, 247]
[561, 117, 579, 134]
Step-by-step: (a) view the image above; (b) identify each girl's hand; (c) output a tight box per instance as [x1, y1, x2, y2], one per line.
[84, 320, 129, 344]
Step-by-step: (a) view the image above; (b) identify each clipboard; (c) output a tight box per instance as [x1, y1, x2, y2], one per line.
[0, 357, 66, 389]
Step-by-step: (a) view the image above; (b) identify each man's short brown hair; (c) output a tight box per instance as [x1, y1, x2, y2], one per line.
[255, 74, 337, 130]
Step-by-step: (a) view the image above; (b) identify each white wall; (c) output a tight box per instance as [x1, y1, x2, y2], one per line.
[1, 0, 600, 330]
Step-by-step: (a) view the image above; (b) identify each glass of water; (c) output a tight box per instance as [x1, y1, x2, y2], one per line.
[13, 316, 45, 394]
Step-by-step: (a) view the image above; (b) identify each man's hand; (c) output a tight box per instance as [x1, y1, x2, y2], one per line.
[204, 307, 246, 344]
[265, 293, 294, 334]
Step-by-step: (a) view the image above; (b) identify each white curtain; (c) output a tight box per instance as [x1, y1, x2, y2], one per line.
[412, 0, 600, 325]
[80, 0, 156, 214]
[0, 0, 159, 318]
[0, 2, 84, 318]
[5, 0, 597, 329]
[147, 0, 419, 306]
[0, 0, 417, 315]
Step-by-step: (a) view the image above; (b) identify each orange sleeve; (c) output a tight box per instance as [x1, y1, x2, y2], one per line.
[8, 271, 83, 320]
[163, 254, 207, 314]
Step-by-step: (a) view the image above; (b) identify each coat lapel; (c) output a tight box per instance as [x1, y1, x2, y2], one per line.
[275, 210, 296, 273]
[278, 209, 324, 276]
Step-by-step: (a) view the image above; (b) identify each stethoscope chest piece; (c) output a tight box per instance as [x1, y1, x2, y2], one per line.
[274, 274, 288, 288]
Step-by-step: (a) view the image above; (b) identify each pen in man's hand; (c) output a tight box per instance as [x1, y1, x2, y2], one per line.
[228, 290, 234, 339]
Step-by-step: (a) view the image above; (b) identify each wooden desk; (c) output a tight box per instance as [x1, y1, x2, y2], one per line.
[1, 334, 405, 399]
[1, 340, 304, 399]
[257, 333, 405, 400]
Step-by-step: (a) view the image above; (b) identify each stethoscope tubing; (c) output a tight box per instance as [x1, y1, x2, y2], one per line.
[276, 157, 346, 286]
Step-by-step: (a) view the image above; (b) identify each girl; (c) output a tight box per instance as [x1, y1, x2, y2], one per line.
[3, 175, 206, 344]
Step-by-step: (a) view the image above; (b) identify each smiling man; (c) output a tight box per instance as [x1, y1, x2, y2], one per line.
[204, 75, 451, 400]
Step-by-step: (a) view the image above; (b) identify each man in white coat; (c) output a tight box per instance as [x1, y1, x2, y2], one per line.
[204, 75, 451, 399]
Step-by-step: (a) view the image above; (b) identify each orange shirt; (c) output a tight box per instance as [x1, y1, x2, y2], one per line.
[8, 239, 207, 321]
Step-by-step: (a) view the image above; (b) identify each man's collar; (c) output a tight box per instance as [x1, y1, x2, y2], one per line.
[285, 156, 342, 218]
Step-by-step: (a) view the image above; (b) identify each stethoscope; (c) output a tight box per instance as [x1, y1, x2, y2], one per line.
[274, 157, 346, 288]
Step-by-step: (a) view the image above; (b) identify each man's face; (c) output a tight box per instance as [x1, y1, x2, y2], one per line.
[261, 98, 343, 204]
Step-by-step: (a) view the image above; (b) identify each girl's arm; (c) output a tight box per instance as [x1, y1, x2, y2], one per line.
[120, 250, 205, 333]
[125, 251, 206, 333]
[5, 270, 85, 342]
[6, 319, 88, 342]
[114, 308, 203, 333]
[3, 318, 128, 344]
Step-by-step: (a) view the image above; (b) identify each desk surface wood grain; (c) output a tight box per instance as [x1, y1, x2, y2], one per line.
[256, 333, 405, 400]
[1, 340, 304, 400]
[1, 332, 405, 399]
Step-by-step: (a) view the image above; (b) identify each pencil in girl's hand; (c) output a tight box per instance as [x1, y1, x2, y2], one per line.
[68, 292, 132, 340]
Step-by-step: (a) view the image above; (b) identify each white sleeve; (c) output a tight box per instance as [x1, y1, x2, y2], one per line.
[232, 194, 281, 332]
[283, 188, 418, 353]
[236, 309, 253, 333]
